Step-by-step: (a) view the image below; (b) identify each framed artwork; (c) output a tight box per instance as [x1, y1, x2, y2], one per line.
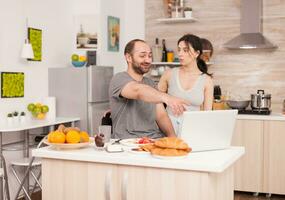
[1, 72, 24, 98]
[107, 16, 120, 52]
[75, 15, 98, 49]
[28, 28, 42, 61]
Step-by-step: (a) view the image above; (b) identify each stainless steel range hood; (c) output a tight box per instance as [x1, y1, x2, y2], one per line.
[224, 0, 277, 50]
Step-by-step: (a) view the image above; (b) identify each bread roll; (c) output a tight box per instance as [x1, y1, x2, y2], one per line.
[154, 137, 189, 150]
[151, 147, 189, 156]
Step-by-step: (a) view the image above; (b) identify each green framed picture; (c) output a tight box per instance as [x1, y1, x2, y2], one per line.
[107, 16, 120, 52]
[1, 72, 25, 98]
[28, 27, 42, 61]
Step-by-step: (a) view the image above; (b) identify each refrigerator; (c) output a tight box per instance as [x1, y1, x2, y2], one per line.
[48, 66, 113, 135]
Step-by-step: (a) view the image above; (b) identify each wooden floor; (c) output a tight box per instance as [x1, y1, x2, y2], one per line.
[19, 191, 285, 200]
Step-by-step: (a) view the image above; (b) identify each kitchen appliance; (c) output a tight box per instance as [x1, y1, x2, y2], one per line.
[49, 66, 113, 134]
[226, 100, 250, 110]
[224, 0, 277, 50]
[251, 90, 271, 110]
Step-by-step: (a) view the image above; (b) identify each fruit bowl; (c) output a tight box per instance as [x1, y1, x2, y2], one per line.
[72, 61, 86, 67]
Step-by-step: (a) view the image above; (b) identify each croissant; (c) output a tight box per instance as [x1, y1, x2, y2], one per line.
[139, 144, 155, 152]
[154, 137, 189, 150]
[151, 147, 190, 156]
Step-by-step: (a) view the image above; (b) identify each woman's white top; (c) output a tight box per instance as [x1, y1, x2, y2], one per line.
[166, 68, 207, 136]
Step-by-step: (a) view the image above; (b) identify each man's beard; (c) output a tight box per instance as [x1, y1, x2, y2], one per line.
[131, 61, 150, 75]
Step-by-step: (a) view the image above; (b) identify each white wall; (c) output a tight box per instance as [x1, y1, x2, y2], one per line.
[97, 0, 145, 74]
[0, 0, 145, 198]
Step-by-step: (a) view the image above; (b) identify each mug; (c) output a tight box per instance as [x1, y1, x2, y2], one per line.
[98, 125, 111, 143]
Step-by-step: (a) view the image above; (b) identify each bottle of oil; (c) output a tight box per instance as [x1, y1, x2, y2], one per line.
[161, 39, 167, 62]
[152, 38, 162, 62]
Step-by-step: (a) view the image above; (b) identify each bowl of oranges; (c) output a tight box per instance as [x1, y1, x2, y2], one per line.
[71, 54, 87, 67]
[45, 124, 91, 149]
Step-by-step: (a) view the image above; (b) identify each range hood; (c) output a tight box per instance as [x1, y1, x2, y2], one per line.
[224, 0, 277, 50]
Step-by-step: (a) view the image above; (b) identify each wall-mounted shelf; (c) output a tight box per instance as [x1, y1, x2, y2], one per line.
[156, 17, 197, 23]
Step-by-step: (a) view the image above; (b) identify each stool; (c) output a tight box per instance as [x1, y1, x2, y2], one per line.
[0, 154, 10, 200]
[11, 136, 46, 200]
[11, 158, 42, 200]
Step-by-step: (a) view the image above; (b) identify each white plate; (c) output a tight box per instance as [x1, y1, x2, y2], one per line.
[152, 154, 188, 160]
[119, 138, 140, 147]
[44, 139, 91, 150]
[128, 148, 151, 155]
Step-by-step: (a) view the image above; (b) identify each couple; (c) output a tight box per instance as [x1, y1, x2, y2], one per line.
[109, 34, 213, 139]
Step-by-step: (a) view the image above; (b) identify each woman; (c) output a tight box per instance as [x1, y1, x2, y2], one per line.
[158, 34, 214, 136]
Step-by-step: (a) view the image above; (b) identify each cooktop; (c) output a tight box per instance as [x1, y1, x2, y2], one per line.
[238, 109, 271, 115]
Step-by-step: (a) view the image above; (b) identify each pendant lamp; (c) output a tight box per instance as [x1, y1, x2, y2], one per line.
[21, 18, 34, 59]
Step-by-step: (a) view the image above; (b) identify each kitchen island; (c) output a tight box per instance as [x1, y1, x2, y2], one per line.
[33, 145, 244, 200]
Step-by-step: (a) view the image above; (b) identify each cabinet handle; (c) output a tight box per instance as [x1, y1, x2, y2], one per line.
[105, 170, 112, 200]
[121, 172, 128, 200]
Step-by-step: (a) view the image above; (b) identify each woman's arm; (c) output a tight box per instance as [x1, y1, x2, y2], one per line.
[157, 69, 172, 92]
[202, 76, 214, 110]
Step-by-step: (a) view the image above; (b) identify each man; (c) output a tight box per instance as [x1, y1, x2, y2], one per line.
[109, 39, 189, 139]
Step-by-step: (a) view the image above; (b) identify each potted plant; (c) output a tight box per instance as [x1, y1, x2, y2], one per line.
[20, 111, 26, 123]
[13, 111, 19, 122]
[7, 113, 13, 124]
[183, 7, 193, 18]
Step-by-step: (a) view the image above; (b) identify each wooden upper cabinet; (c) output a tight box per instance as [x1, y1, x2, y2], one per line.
[263, 121, 285, 195]
[231, 119, 264, 192]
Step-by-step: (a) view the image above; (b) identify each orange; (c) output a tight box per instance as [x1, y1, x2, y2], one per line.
[48, 131, 65, 143]
[48, 131, 55, 142]
[80, 131, 90, 142]
[66, 130, 81, 144]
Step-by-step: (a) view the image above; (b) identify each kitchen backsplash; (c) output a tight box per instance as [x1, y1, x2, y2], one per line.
[145, 0, 285, 111]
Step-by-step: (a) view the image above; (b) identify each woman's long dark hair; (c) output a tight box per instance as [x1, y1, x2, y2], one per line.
[178, 34, 212, 77]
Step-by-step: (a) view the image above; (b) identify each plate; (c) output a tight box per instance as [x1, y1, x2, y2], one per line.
[152, 154, 188, 160]
[43, 139, 91, 150]
[119, 138, 140, 147]
[128, 148, 151, 155]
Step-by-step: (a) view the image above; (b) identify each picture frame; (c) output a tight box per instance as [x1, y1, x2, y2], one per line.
[75, 15, 98, 49]
[107, 16, 120, 52]
[28, 27, 42, 61]
[1, 72, 25, 98]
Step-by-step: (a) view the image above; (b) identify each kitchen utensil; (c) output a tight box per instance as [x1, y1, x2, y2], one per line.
[226, 100, 250, 110]
[251, 90, 271, 110]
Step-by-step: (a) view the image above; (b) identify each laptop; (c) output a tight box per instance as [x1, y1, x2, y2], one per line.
[179, 110, 238, 152]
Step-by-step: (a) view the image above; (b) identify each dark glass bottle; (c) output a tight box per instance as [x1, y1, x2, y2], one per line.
[161, 39, 167, 62]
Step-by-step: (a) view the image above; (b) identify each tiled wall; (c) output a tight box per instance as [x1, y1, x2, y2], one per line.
[145, 0, 285, 111]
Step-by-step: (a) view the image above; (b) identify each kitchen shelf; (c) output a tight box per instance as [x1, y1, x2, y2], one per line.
[152, 62, 180, 66]
[156, 17, 197, 23]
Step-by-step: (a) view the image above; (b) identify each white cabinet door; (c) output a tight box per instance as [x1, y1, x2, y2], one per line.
[231, 119, 264, 192]
[263, 121, 285, 195]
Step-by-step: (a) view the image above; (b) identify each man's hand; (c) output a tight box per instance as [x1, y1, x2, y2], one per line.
[162, 94, 190, 116]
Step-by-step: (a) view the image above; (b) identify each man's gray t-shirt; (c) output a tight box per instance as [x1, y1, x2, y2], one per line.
[109, 72, 164, 139]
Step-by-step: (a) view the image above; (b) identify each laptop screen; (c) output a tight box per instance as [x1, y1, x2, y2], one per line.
[180, 110, 238, 152]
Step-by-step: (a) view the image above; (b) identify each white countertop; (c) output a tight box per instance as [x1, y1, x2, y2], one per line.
[0, 117, 80, 132]
[237, 112, 285, 121]
[33, 145, 244, 173]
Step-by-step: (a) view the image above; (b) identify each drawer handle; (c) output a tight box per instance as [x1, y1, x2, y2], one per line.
[105, 170, 112, 200]
[121, 172, 128, 200]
